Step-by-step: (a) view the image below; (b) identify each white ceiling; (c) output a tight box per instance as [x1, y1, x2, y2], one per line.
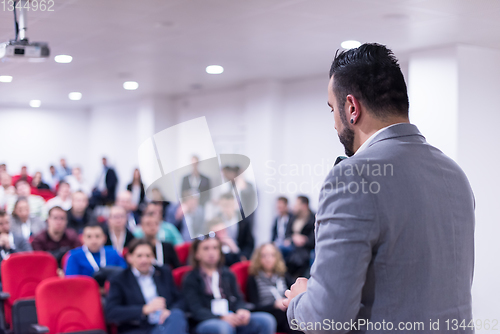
[1, 0, 500, 109]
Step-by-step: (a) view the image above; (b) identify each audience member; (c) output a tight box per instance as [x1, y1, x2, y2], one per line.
[217, 193, 254, 263]
[91, 157, 118, 207]
[105, 238, 188, 334]
[45, 181, 72, 214]
[66, 191, 95, 234]
[45, 165, 59, 191]
[135, 202, 183, 246]
[6, 180, 45, 220]
[282, 196, 315, 278]
[0, 172, 15, 208]
[9, 197, 45, 240]
[116, 190, 140, 230]
[167, 191, 205, 241]
[183, 235, 276, 334]
[66, 223, 127, 277]
[181, 155, 211, 206]
[127, 168, 146, 217]
[56, 158, 72, 181]
[0, 210, 32, 263]
[31, 206, 82, 264]
[105, 206, 135, 255]
[140, 212, 180, 269]
[0, 164, 6, 174]
[65, 167, 91, 196]
[271, 197, 294, 247]
[247, 243, 300, 334]
[11, 166, 33, 186]
[31, 171, 51, 190]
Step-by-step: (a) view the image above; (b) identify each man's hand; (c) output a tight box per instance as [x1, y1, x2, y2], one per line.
[274, 298, 287, 311]
[221, 313, 240, 327]
[283, 277, 308, 308]
[292, 233, 308, 247]
[142, 297, 166, 315]
[158, 309, 171, 324]
[235, 309, 251, 326]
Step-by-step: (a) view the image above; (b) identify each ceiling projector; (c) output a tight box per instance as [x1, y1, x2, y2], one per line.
[0, 0, 50, 62]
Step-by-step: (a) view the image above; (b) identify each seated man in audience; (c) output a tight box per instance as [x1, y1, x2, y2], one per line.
[65, 223, 127, 277]
[45, 181, 72, 215]
[134, 202, 183, 246]
[116, 190, 140, 230]
[31, 206, 82, 264]
[0, 210, 32, 270]
[216, 193, 254, 264]
[183, 235, 277, 334]
[167, 191, 205, 242]
[271, 197, 295, 248]
[65, 167, 91, 196]
[9, 197, 46, 241]
[105, 205, 135, 255]
[6, 180, 45, 220]
[105, 238, 188, 334]
[140, 211, 180, 269]
[282, 195, 315, 278]
[67, 191, 95, 234]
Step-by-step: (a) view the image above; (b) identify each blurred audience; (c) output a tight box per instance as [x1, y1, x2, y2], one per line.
[45, 165, 60, 191]
[45, 181, 72, 215]
[0, 209, 32, 261]
[9, 197, 45, 240]
[65, 167, 91, 196]
[140, 211, 180, 269]
[91, 157, 118, 207]
[66, 191, 95, 234]
[105, 205, 135, 255]
[127, 168, 146, 218]
[105, 238, 188, 334]
[56, 158, 72, 181]
[248, 243, 300, 334]
[183, 236, 276, 334]
[181, 155, 211, 206]
[31, 206, 81, 264]
[167, 191, 205, 241]
[12, 166, 33, 186]
[6, 180, 45, 220]
[31, 171, 50, 190]
[135, 202, 183, 246]
[271, 197, 294, 248]
[116, 190, 140, 230]
[65, 223, 127, 277]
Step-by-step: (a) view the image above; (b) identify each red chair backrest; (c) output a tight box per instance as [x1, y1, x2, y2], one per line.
[35, 276, 106, 334]
[1, 252, 59, 327]
[174, 242, 191, 265]
[61, 251, 71, 272]
[172, 265, 192, 288]
[229, 260, 251, 300]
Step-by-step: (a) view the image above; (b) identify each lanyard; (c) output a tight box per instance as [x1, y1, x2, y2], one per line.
[211, 270, 222, 299]
[155, 241, 163, 266]
[82, 246, 106, 272]
[110, 230, 125, 254]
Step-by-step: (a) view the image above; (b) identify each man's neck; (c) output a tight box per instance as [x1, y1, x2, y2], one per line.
[48, 229, 64, 242]
[111, 226, 124, 237]
[353, 117, 409, 153]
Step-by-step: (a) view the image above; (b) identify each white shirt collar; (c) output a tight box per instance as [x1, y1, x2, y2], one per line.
[354, 123, 404, 156]
[131, 266, 155, 278]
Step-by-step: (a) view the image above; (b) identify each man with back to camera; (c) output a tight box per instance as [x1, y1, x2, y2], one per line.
[283, 43, 475, 333]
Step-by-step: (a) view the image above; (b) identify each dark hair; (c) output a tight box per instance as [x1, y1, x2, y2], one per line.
[83, 222, 104, 233]
[127, 238, 155, 255]
[297, 195, 309, 206]
[189, 235, 225, 268]
[277, 196, 288, 205]
[0, 209, 7, 218]
[329, 43, 409, 118]
[48, 206, 67, 218]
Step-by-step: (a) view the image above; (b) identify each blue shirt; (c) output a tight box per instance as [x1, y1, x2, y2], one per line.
[65, 245, 127, 277]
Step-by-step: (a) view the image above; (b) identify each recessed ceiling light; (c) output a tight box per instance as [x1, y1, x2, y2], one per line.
[206, 65, 224, 74]
[30, 100, 41, 108]
[54, 55, 73, 63]
[0, 75, 13, 83]
[123, 81, 139, 90]
[68, 92, 82, 100]
[341, 40, 361, 50]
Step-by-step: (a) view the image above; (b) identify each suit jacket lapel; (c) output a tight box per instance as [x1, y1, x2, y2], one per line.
[126, 269, 147, 305]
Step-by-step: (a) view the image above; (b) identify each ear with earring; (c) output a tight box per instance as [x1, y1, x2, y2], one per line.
[350, 119, 354, 124]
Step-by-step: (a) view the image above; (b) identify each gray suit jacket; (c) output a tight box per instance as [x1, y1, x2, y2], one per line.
[9, 216, 46, 240]
[287, 123, 475, 333]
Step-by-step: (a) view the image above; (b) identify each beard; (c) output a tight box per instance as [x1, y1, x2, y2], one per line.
[338, 108, 355, 157]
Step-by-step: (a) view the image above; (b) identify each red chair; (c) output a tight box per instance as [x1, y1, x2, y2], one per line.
[0, 252, 59, 333]
[174, 242, 191, 265]
[33, 276, 106, 334]
[229, 260, 251, 301]
[172, 265, 192, 288]
[61, 251, 71, 272]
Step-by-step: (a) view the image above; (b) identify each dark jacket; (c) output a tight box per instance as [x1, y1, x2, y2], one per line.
[126, 182, 145, 204]
[155, 241, 181, 269]
[66, 207, 95, 234]
[236, 217, 254, 260]
[104, 227, 135, 251]
[105, 168, 118, 204]
[181, 174, 210, 206]
[284, 210, 315, 250]
[105, 265, 185, 334]
[271, 212, 295, 243]
[182, 266, 246, 325]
